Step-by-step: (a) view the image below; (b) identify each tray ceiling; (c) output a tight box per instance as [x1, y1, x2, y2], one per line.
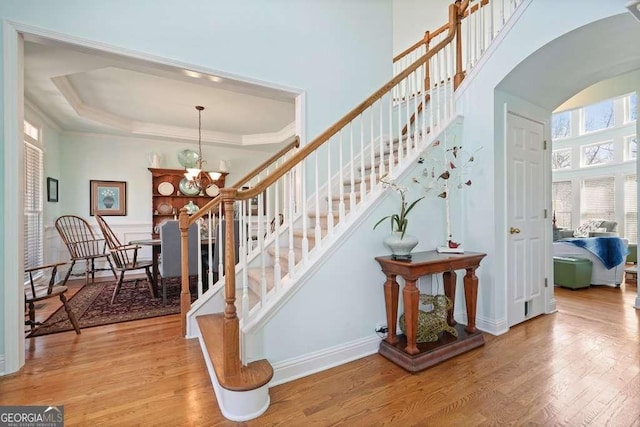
[24, 39, 297, 146]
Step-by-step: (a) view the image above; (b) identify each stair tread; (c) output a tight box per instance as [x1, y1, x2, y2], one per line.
[197, 313, 273, 391]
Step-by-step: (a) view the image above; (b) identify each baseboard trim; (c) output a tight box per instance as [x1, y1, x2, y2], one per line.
[476, 315, 508, 336]
[0, 354, 5, 376]
[270, 335, 381, 387]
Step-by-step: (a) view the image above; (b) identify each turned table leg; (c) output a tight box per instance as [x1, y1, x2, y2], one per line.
[402, 277, 420, 355]
[463, 266, 479, 333]
[383, 273, 399, 345]
[443, 270, 457, 327]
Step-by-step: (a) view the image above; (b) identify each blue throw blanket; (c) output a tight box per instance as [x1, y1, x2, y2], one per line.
[560, 237, 628, 269]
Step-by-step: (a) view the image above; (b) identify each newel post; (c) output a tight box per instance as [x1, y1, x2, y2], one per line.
[178, 207, 191, 336]
[221, 188, 240, 375]
[453, 1, 465, 89]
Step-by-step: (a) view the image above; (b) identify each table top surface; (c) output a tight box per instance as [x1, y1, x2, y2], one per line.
[129, 238, 215, 246]
[375, 250, 486, 264]
[129, 239, 161, 246]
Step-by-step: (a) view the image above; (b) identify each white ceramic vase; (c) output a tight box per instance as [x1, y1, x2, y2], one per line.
[383, 231, 419, 257]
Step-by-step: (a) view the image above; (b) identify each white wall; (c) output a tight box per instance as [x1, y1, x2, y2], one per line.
[1, 0, 393, 373]
[392, 0, 449, 55]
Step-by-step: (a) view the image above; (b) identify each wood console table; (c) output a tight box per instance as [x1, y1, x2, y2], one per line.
[375, 250, 487, 372]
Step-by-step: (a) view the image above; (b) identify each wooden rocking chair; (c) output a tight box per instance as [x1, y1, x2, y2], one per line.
[95, 215, 155, 304]
[25, 261, 81, 334]
[55, 215, 116, 286]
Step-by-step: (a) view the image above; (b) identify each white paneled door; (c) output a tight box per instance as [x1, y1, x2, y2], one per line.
[506, 112, 546, 327]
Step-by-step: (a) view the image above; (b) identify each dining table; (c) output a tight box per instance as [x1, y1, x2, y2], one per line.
[129, 237, 215, 296]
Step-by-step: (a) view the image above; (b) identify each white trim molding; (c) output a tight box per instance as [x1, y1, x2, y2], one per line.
[3, 19, 25, 375]
[269, 335, 381, 387]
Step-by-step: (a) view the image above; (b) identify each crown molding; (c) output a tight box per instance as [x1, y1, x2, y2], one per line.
[52, 75, 135, 131]
[242, 121, 296, 146]
[24, 97, 63, 132]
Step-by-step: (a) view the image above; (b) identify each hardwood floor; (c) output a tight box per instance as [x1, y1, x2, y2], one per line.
[2, 281, 639, 426]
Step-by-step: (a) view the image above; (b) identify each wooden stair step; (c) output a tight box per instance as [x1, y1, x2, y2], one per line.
[196, 313, 273, 391]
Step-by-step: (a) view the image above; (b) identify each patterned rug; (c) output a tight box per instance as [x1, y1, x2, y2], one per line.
[27, 277, 190, 337]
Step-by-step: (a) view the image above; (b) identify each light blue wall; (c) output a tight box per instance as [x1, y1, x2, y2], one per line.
[0, 0, 393, 371]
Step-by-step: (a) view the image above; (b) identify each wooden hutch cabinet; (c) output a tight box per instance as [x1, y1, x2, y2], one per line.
[148, 168, 227, 236]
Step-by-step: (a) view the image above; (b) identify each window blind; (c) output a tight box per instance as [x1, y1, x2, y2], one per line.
[552, 181, 572, 229]
[580, 177, 615, 223]
[24, 140, 43, 279]
[624, 174, 637, 243]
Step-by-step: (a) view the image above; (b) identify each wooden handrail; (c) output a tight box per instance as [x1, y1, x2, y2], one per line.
[461, 0, 488, 18]
[187, 135, 300, 225]
[393, 21, 450, 63]
[237, 3, 458, 203]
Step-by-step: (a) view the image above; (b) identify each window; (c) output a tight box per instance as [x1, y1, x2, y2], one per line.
[24, 121, 43, 280]
[582, 99, 614, 133]
[552, 148, 571, 170]
[626, 93, 637, 123]
[627, 136, 637, 160]
[582, 141, 614, 166]
[580, 177, 615, 224]
[552, 181, 572, 229]
[624, 175, 637, 244]
[551, 111, 571, 139]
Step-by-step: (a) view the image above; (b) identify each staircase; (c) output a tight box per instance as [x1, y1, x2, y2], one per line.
[177, 0, 525, 421]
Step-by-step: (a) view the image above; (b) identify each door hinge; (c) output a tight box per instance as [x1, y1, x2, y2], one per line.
[543, 140, 547, 150]
[544, 209, 547, 219]
[545, 278, 548, 288]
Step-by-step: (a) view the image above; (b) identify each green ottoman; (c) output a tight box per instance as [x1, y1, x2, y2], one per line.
[627, 243, 637, 264]
[553, 257, 592, 289]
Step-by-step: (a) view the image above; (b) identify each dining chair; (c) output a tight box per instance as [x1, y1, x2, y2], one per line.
[55, 215, 117, 286]
[158, 220, 200, 305]
[95, 215, 155, 304]
[25, 261, 81, 334]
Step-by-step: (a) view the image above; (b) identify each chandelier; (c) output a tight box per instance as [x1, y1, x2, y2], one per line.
[184, 105, 221, 194]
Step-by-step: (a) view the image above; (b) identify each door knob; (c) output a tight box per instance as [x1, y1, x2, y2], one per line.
[510, 227, 521, 234]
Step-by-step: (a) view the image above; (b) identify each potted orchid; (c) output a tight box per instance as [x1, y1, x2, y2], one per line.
[374, 174, 424, 258]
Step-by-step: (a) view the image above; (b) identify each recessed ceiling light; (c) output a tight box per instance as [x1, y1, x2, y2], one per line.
[183, 70, 201, 79]
[627, 0, 640, 22]
[208, 75, 223, 83]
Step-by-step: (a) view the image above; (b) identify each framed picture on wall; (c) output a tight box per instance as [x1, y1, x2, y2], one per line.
[46, 177, 58, 202]
[90, 180, 127, 216]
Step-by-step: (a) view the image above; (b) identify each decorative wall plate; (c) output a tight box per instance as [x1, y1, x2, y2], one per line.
[205, 184, 220, 197]
[157, 181, 174, 196]
[179, 177, 200, 196]
[177, 149, 199, 168]
[157, 202, 173, 215]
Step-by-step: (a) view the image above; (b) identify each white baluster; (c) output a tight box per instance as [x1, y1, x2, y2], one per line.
[388, 91, 395, 175]
[378, 98, 385, 178]
[369, 107, 376, 190]
[359, 113, 366, 202]
[338, 129, 346, 223]
[258, 194, 267, 304]
[240, 203, 248, 320]
[207, 209, 214, 289]
[287, 171, 296, 279]
[273, 184, 281, 292]
[349, 123, 356, 214]
[314, 151, 322, 248]
[397, 79, 403, 164]
[326, 136, 334, 235]
[301, 160, 309, 262]
[197, 219, 203, 297]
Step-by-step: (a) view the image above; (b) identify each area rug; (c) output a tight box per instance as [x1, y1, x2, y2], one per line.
[27, 277, 191, 337]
